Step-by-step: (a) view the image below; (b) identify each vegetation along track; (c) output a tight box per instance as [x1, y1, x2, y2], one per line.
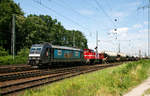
[0, 62, 124, 96]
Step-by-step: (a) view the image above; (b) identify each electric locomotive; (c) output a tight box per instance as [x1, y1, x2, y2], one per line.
[28, 43, 84, 66]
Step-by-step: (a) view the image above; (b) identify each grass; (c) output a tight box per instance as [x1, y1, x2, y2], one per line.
[21, 59, 150, 96]
[142, 88, 150, 96]
[0, 55, 28, 65]
[0, 48, 29, 65]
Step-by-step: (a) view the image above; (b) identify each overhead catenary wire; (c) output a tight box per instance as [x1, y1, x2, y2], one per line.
[32, 0, 89, 33]
[105, 0, 112, 11]
[51, 0, 116, 38]
[94, 0, 116, 27]
[50, 0, 114, 38]
[59, 0, 96, 20]
[83, 0, 116, 37]
[32, 0, 92, 47]
[137, 0, 150, 57]
[48, 0, 87, 19]
[48, 0, 95, 37]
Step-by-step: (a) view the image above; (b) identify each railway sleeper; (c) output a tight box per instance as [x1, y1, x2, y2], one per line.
[0, 68, 104, 95]
[0, 63, 122, 95]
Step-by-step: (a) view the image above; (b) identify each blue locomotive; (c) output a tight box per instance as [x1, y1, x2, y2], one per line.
[28, 42, 139, 67]
[28, 43, 84, 66]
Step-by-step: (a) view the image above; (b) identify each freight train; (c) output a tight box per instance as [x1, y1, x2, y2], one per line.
[28, 42, 138, 67]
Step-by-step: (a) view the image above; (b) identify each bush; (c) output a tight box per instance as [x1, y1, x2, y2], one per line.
[17, 47, 29, 57]
[0, 48, 29, 65]
[0, 46, 8, 56]
[0, 55, 28, 65]
[0, 56, 14, 65]
[21, 60, 150, 96]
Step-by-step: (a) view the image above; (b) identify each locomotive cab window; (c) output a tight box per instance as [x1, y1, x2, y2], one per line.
[30, 47, 42, 54]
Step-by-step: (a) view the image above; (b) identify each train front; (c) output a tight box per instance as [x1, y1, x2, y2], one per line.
[28, 44, 43, 66]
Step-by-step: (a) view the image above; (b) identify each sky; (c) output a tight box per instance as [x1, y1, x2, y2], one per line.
[14, 0, 148, 56]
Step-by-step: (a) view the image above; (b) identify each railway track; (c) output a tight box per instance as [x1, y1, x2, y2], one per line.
[0, 66, 84, 81]
[0, 65, 36, 74]
[0, 62, 123, 96]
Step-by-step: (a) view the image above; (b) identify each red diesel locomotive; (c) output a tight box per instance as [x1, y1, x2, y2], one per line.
[83, 49, 104, 64]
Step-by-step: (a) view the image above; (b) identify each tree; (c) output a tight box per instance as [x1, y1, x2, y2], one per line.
[22, 15, 48, 47]
[0, 0, 88, 53]
[0, 0, 24, 53]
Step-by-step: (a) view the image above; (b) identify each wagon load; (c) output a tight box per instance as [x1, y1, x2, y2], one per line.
[102, 51, 118, 62]
[117, 53, 127, 61]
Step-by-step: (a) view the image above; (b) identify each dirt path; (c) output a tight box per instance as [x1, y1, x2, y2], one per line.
[124, 77, 150, 96]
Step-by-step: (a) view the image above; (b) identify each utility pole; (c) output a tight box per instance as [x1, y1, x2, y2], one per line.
[138, 0, 150, 57]
[139, 49, 141, 58]
[96, 31, 98, 51]
[96, 31, 98, 58]
[11, 14, 15, 60]
[145, 52, 147, 57]
[148, 0, 150, 57]
[118, 41, 120, 53]
[114, 17, 119, 53]
[73, 31, 75, 47]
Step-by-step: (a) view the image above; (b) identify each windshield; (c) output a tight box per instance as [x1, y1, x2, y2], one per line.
[30, 47, 42, 54]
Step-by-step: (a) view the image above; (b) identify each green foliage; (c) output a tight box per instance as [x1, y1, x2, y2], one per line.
[0, 0, 88, 65]
[0, 48, 29, 65]
[0, 0, 88, 54]
[19, 15, 88, 49]
[0, 56, 13, 65]
[0, 46, 8, 56]
[142, 88, 150, 96]
[17, 48, 29, 57]
[21, 60, 150, 96]
[0, 56, 28, 65]
[0, 0, 24, 52]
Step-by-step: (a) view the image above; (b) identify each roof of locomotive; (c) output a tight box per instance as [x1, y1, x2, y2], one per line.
[31, 43, 83, 51]
[31, 44, 43, 47]
[51, 45, 82, 51]
[84, 49, 95, 52]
